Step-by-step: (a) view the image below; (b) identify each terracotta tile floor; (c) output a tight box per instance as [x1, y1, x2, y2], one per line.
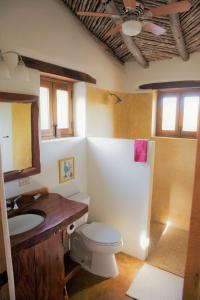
[68, 253, 143, 300]
[68, 222, 188, 299]
[147, 221, 189, 277]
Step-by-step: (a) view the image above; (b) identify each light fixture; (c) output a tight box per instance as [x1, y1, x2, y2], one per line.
[122, 20, 142, 36]
[0, 50, 29, 81]
[0, 51, 11, 79]
[12, 56, 29, 81]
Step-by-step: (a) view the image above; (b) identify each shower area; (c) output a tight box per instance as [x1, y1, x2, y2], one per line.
[86, 85, 196, 276]
[147, 137, 196, 277]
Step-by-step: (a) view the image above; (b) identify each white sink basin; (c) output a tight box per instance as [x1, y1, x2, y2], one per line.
[8, 213, 45, 236]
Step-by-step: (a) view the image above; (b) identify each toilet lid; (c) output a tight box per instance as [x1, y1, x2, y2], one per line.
[80, 222, 122, 245]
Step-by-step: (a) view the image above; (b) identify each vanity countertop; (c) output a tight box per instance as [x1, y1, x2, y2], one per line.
[10, 193, 88, 253]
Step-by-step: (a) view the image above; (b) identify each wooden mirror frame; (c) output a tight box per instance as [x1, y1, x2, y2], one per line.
[0, 92, 41, 182]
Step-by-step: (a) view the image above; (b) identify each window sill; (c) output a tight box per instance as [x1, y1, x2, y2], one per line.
[151, 135, 197, 142]
[41, 136, 82, 143]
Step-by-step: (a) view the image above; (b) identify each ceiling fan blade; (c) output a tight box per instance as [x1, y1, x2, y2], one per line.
[106, 24, 122, 37]
[142, 21, 166, 36]
[77, 12, 115, 18]
[149, 0, 192, 17]
[123, 0, 136, 9]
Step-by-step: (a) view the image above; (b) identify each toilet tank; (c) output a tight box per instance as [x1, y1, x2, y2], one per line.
[68, 193, 90, 228]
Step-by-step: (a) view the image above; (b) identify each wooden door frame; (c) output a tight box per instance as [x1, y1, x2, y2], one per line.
[183, 110, 200, 299]
[0, 148, 15, 299]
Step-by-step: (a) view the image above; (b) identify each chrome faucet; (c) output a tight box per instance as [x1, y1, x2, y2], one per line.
[6, 195, 21, 210]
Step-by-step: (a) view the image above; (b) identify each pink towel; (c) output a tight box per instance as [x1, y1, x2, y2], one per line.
[134, 140, 148, 163]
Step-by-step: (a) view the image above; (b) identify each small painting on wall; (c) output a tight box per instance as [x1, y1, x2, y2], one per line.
[59, 157, 75, 183]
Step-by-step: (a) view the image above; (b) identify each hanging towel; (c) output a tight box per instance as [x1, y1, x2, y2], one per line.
[134, 140, 148, 163]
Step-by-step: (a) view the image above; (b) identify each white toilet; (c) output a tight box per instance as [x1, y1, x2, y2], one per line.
[68, 193, 123, 278]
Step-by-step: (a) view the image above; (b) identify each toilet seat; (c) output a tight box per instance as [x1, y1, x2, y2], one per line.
[69, 192, 123, 277]
[79, 222, 122, 246]
[71, 221, 123, 277]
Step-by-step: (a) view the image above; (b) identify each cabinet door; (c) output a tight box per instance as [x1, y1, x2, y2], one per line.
[35, 231, 64, 300]
[12, 247, 36, 300]
[0, 284, 10, 300]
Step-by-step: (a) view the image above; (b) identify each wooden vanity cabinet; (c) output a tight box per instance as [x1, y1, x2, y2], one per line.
[10, 193, 88, 300]
[12, 231, 65, 300]
[13, 246, 36, 300]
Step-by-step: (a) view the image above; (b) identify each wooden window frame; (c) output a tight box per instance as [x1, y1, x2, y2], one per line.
[40, 77, 73, 139]
[40, 79, 53, 139]
[52, 81, 73, 138]
[156, 89, 200, 139]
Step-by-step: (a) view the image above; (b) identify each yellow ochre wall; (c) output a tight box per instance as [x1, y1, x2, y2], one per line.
[113, 92, 153, 139]
[152, 137, 196, 230]
[87, 86, 196, 230]
[12, 103, 32, 170]
[87, 87, 153, 138]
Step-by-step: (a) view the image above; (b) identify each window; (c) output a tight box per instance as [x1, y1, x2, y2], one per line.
[40, 77, 73, 139]
[156, 89, 200, 139]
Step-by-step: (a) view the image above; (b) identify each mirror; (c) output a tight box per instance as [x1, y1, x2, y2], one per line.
[0, 102, 32, 173]
[0, 92, 40, 182]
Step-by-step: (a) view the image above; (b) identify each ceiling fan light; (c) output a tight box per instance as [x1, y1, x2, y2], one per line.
[12, 59, 29, 81]
[122, 20, 142, 36]
[0, 56, 11, 80]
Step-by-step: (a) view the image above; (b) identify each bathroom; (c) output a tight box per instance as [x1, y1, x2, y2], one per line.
[0, 0, 200, 300]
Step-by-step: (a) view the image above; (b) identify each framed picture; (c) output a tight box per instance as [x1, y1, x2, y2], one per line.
[59, 157, 75, 183]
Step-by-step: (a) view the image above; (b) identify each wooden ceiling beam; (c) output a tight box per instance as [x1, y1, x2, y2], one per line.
[106, 1, 149, 68]
[168, 0, 189, 61]
[121, 34, 149, 68]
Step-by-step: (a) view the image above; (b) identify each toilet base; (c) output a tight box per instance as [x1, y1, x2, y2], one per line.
[83, 253, 119, 278]
[70, 232, 120, 278]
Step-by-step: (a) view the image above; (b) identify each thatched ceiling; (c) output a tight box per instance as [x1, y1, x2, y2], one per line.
[63, 0, 200, 65]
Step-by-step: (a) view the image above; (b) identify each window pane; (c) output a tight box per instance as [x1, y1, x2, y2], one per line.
[162, 97, 177, 131]
[40, 87, 50, 130]
[182, 96, 199, 132]
[57, 90, 69, 129]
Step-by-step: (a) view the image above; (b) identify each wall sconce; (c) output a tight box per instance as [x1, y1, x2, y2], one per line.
[0, 50, 29, 81]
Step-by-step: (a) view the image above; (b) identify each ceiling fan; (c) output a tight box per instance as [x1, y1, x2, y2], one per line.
[77, 0, 192, 37]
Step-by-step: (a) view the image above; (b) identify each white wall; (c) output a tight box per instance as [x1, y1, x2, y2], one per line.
[87, 138, 155, 260]
[0, 59, 88, 201]
[5, 137, 87, 199]
[124, 52, 200, 92]
[73, 82, 87, 137]
[0, 103, 13, 172]
[0, 53, 40, 95]
[0, 0, 125, 91]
